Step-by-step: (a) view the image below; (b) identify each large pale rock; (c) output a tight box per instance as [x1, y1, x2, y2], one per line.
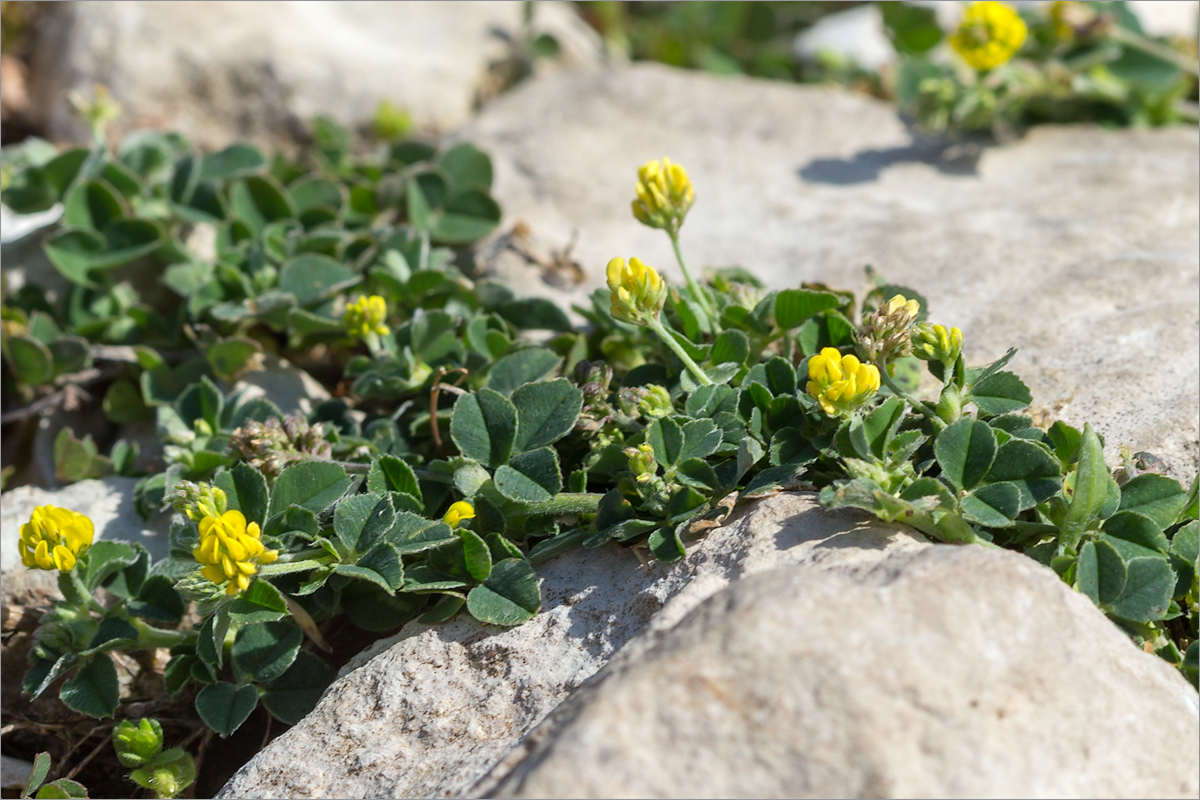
[477, 547, 1200, 799]
[459, 65, 1199, 483]
[217, 493, 927, 799]
[26, 1, 605, 149]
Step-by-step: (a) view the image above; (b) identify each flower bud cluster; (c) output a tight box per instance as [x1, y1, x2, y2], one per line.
[631, 157, 695, 234]
[606, 257, 667, 324]
[228, 416, 332, 477]
[858, 294, 921, 366]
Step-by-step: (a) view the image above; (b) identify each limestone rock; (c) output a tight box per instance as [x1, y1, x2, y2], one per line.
[233, 355, 332, 417]
[478, 547, 1200, 800]
[216, 493, 926, 799]
[25, 1, 605, 150]
[459, 64, 1199, 483]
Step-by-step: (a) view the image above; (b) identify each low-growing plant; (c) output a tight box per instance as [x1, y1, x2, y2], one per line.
[3, 131, 1196, 792]
[881, 0, 1198, 135]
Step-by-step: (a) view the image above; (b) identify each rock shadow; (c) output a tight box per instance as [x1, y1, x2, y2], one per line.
[798, 138, 983, 185]
[772, 503, 906, 553]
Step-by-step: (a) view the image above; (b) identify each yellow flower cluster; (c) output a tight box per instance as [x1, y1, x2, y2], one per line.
[806, 348, 881, 417]
[343, 295, 390, 340]
[632, 158, 695, 233]
[949, 1, 1028, 71]
[193, 510, 278, 596]
[20, 505, 95, 571]
[443, 501, 476, 529]
[606, 257, 667, 324]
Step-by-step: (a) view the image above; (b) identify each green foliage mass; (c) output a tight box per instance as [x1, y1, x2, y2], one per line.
[2, 115, 1195, 767]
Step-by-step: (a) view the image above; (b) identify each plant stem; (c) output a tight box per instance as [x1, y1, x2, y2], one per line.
[646, 316, 712, 386]
[129, 617, 193, 649]
[520, 493, 605, 516]
[669, 230, 717, 325]
[875, 359, 945, 431]
[1108, 25, 1200, 78]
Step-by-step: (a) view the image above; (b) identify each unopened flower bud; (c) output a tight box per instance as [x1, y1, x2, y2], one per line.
[607, 257, 667, 324]
[631, 157, 695, 233]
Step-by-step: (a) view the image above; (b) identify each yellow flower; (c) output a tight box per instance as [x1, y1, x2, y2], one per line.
[806, 347, 881, 417]
[443, 501, 476, 529]
[19, 506, 95, 571]
[949, 1, 1028, 71]
[632, 157, 695, 233]
[606, 257, 667, 324]
[343, 295, 390, 340]
[192, 510, 278, 596]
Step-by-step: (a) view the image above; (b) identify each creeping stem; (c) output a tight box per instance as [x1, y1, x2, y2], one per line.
[874, 358, 946, 431]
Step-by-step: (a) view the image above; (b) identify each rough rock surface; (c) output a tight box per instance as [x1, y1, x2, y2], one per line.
[217, 493, 928, 799]
[477, 547, 1200, 800]
[25, 1, 604, 149]
[459, 64, 1199, 483]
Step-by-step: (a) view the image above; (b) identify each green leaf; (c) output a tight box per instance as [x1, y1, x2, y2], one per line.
[333, 492, 385, 553]
[970, 371, 1032, 416]
[278, 253, 358, 307]
[48, 336, 89, 377]
[432, 190, 501, 244]
[648, 526, 687, 562]
[195, 682, 259, 737]
[342, 581, 424, 631]
[215, 463, 270, 526]
[418, 594, 466, 624]
[961, 482, 1021, 527]
[84, 541, 139, 590]
[228, 579, 288, 624]
[267, 461, 351, 519]
[465, 558, 541, 626]
[512, 378, 583, 452]
[647, 417, 683, 467]
[934, 418, 997, 492]
[207, 337, 263, 382]
[985, 439, 1062, 508]
[229, 174, 297, 232]
[438, 142, 494, 192]
[494, 447, 561, 503]
[358, 542, 405, 590]
[496, 298, 572, 332]
[261, 651, 334, 725]
[5, 334, 54, 386]
[62, 178, 125, 231]
[87, 617, 139, 651]
[1064, 424, 1117, 543]
[1047, 420, 1082, 466]
[450, 388, 518, 468]
[60, 656, 120, 718]
[1169, 521, 1198, 599]
[1077, 539, 1127, 608]
[25, 752, 51, 799]
[1118, 473, 1189, 530]
[1103, 510, 1169, 553]
[853, 397, 906, 461]
[232, 620, 302, 684]
[126, 575, 186, 623]
[457, 529, 493, 582]
[880, 1, 943, 54]
[1110, 555, 1176, 623]
[774, 288, 842, 329]
[36, 778, 89, 799]
[44, 228, 106, 286]
[485, 348, 561, 396]
[710, 329, 751, 367]
[200, 143, 267, 181]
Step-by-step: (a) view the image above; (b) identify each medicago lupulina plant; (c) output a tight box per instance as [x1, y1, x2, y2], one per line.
[8, 146, 1198, 757]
